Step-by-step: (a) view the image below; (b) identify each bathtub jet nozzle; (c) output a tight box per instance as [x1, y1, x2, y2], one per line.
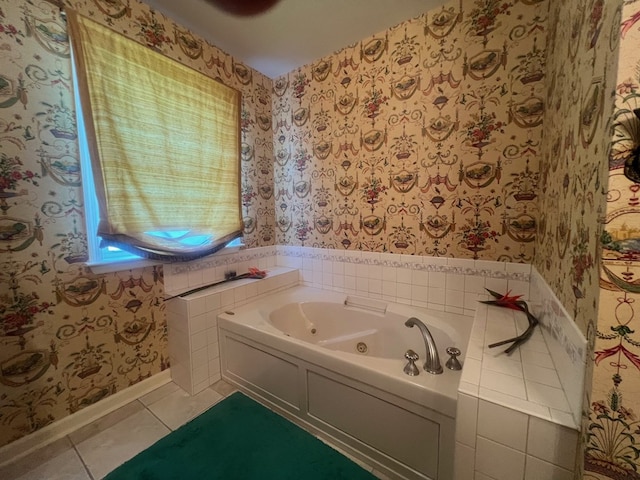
[405, 317, 443, 375]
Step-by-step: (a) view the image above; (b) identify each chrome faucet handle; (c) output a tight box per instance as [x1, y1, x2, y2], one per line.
[403, 349, 420, 376]
[445, 347, 462, 370]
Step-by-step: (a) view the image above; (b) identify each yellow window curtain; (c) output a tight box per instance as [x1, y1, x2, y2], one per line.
[67, 10, 241, 261]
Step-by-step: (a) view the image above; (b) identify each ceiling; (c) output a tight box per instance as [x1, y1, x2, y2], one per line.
[144, 0, 447, 78]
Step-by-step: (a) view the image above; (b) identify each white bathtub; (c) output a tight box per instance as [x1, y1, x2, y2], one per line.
[218, 285, 472, 480]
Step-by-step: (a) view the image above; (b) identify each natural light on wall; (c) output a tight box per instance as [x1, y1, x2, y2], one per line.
[67, 10, 242, 264]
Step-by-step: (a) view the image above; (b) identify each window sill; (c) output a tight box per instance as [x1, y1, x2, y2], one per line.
[86, 258, 160, 274]
[85, 243, 245, 275]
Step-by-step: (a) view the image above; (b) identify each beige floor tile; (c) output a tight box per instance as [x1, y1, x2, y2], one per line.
[209, 378, 237, 397]
[68, 400, 144, 445]
[138, 381, 181, 407]
[144, 384, 223, 430]
[0, 437, 90, 480]
[72, 408, 170, 479]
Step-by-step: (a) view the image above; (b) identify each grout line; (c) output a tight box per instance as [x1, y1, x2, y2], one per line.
[72, 439, 95, 480]
[140, 399, 176, 432]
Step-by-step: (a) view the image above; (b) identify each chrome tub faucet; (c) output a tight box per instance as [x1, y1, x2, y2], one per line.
[405, 317, 443, 374]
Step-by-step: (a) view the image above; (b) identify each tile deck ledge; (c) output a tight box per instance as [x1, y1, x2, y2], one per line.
[460, 302, 579, 431]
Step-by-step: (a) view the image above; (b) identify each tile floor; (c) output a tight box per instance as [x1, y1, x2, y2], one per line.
[0, 380, 389, 480]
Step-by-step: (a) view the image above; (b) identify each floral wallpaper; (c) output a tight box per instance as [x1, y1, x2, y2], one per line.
[3, 1, 639, 477]
[270, 0, 547, 261]
[0, 0, 272, 448]
[585, 1, 640, 479]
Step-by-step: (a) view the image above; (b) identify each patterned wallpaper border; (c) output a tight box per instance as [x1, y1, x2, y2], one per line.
[166, 246, 532, 281]
[276, 246, 532, 282]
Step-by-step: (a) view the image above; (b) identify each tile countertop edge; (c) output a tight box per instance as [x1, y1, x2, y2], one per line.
[460, 303, 580, 432]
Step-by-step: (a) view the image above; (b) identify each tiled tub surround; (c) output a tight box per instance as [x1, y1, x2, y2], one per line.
[163, 244, 532, 396]
[165, 265, 299, 395]
[455, 303, 580, 480]
[218, 286, 472, 480]
[163, 245, 585, 479]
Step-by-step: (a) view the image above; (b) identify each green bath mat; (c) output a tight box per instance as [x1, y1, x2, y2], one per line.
[104, 391, 377, 480]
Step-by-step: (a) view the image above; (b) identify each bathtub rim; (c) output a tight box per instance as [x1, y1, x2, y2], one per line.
[218, 285, 473, 418]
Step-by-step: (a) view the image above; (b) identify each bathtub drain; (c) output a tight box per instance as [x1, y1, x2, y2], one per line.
[356, 342, 368, 354]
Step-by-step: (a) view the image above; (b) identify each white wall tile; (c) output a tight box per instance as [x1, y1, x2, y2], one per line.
[382, 280, 396, 298]
[193, 364, 208, 386]
[549, 409, 575, 427]
[446, 273, 465, 291]
[475, 436, 525, 480]
[187, 268, 204, 288]
[356, 263, 369, 278]
[205, 293, 221, 312]
[301, 269, 312, 284]
[166, 297, 187, 317]
[446, 289, 464, 308]
[464, 291, 483, 311]
[207, 341, 220, 361]
[344, 275, 356, 291]
[480, 370, 527, 399]
[397, 267, 412, 285]
[484, 277, 508, 295]
[344, 262, 357, 277]
[465, 274, 486, 293]
[459, 380, 479, 397]
[460, 358, 482, 386]
[188, 296, 207, 318]
[192, 347, 207, 369]
[412, 269, 428, 286]
[520, 349, 555, 369]
[522, 363, 561, 389]
[202, 266, 216, 284]
[190, 331, 207, 353]
[482, 354, 524, 378]
[332, 260, 345, 275]
[170, 270, 190, 293]
[245, 282, 258, 300]
[209, 358, 221, 377]
[454, 442, 475, 480]
[323, 261, 333, 274]
[456, 393, 478, 447]
[527, 417, 578, 471]
[369, 264, 382, 280]
[445, 305, 465, 315]
[477, 400, 528, 452]
[170, 363, 192, 394]
[427, 302, 445, 312]
[428, 271, 446, 288]
[524, 455, 572, 480]
[369, 279, 382, 295]
[189, 312, 207, 334]
[356, 276, 368, 294]
[411, 284, 428, 302]
[382, 266, 397, 282]
[478, 388, 551, 421]
[221, 289, 235, 308]
[428, 287, 446, 305]
[233, 285, 247, 304]
[506, 279, 530, 299]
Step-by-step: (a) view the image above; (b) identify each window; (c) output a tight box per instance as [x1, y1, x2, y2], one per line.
[68, 10, 242, 265]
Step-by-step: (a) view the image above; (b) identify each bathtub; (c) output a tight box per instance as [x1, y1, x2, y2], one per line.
[218, 285, 472, 480]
